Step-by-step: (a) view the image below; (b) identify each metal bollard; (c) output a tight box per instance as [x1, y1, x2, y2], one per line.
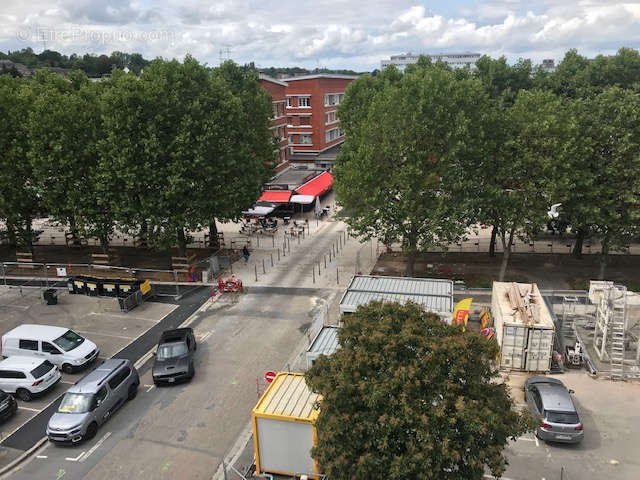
[270, 253, 274, 267]
[324, 255, 327, 269]
[336, 267, 339, 284]
[255, 264, 258, 282]
[272, 236, 275, 247]
[262, 258, 266, 274]
[313, 266, 316, 284]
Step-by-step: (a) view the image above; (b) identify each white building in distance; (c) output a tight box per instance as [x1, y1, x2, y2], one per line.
[381, 52, 481, 71]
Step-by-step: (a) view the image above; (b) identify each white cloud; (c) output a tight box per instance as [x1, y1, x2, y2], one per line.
[0, 0, 639, 70]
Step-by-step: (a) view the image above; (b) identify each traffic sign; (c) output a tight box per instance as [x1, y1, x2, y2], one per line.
[264, 371, 277, 383]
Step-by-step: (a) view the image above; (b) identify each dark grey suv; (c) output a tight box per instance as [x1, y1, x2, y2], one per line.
[152, 328, 196, 385]
[524, 377, 584, 444]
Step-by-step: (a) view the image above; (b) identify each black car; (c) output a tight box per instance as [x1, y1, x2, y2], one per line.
[0, 389, 17, 422]
[152, 328, 197, 385]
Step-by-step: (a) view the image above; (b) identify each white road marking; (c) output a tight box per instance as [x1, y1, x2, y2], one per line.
[198, 331, 212, 342]
[65, 451, 86, 462]
[73, 330, 134, 340]
[60, 380, 75, 385]
[36, 455, 48, 459]
[144, 384, 155, 393]
[535, 436, 540, 447]
[484, 475, 519, 480]
[517, 436, 536, 442]
[17, 406, 41, 413]
[134, 350, 155, 369]
[80, 431, 111, 463]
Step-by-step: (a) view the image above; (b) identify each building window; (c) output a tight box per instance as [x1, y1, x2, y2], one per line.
[272, 104, 278, 118]
[300, 134, 312, 144]
[286, 116, 293, 125]
[325, 127, 343, 143]
[338, 94, 344, 103]
[325, 111, 337, 125]
[288, 134, 295, 145]
[286, 97, 293, 107]
[299, 116, 311, 126]
[298, 96, 310, 107]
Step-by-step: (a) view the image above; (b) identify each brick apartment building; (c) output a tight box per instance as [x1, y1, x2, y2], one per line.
[259, 73, 357, 171]
[259, 74, 289, 172]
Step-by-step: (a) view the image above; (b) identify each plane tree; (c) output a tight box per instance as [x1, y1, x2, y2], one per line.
[306, 301, 533, 480]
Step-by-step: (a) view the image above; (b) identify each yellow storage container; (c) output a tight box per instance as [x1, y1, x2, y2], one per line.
[252, 372, 322, 478]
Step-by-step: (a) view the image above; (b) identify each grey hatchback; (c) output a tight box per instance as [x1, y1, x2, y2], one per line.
[152, 328, 196, 385]
[524, 377, 584, 444]
[47, 359, 139, 443]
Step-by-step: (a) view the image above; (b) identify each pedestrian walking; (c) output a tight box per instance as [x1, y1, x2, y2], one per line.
[242, 245, 250, 264]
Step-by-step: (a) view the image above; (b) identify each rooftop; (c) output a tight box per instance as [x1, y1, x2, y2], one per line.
[308, 326, 339, 356]
[253, 372, 320, 422]
[282, 74, 359, 81]
[265, 166, 327, 189]
[258, 73, 288, 87]
[339, 275, 454, 316]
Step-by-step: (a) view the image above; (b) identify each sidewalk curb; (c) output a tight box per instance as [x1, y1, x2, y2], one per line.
[0, 437, 47, 479]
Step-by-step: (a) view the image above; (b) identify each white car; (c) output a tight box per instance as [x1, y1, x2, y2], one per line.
[1, 325, 99, 373]
[0, 356, 61, 401]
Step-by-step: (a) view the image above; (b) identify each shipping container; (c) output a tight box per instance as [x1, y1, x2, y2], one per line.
[252, 372, 322, 479]
[491, 282, 555, 372]
[306, 325, 339, 369]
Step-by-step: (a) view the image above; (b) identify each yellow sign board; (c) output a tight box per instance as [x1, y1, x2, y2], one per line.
[140, 280, 151, 295]
[452, 298, 473, 331]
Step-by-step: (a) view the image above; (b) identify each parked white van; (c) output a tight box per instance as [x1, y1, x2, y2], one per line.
[1, 325, 99, 374]
[0, 356, 61, 401]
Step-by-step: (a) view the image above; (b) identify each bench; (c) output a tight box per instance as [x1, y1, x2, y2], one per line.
[171, 254, 197, 271]
[16, 252, 35, 269]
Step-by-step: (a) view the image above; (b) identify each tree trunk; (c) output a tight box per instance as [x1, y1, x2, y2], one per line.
[25, 217, 34, 256]
[99, 232, 109, 254]
[405, 232, 418, 276]
[598, 237, 609, 280]
[498, 228, 515, 282]
[176, 227, 187, 257]
[572, 227, 585, 258]
[138, 220, 148, 248]
[209, 220, 220, 249]
[5, 219, 17, 247]
[489, 226, 497, 257]
[68, 217, 81, 246]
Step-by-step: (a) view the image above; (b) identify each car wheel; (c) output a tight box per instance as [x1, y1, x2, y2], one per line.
[16, 388, 32, 402]
[84, 422, 98, 441]
[127, 383, 138, 401]
[62, 363, 74, 374]
[188, 364, 195, 380]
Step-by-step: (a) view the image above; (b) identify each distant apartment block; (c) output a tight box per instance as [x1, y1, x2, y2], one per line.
[381, 52, 481, 71]
[259, 73, 357, 169]
[259, 74, 290, 172]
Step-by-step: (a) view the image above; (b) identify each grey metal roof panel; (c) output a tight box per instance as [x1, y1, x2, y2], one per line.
[340, 276, 454, 314]
[340, 291, 452, 314]
[308, 326, 339, 356]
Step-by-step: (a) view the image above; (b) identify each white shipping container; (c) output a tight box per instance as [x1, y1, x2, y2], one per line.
[491, 282, 555, 373]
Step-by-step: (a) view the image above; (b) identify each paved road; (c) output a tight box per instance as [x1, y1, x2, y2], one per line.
[5, 220, 349, 480]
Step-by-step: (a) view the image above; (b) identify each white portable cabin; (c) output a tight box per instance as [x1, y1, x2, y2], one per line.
[339, 275, 454, 323]
[491, 282, 555, 372]
[306, 325, 339, 369]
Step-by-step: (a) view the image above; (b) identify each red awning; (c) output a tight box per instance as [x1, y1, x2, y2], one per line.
[295, 172, 334, 197]
[258, 190, 292, 203]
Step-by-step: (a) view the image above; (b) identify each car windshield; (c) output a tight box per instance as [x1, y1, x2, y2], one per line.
[157, 342, 188, 360]
[58, 393, 93, 414]
[546, 411, 579, 424]
[31, 360, 55, 379]
[53, 330, 85, 352]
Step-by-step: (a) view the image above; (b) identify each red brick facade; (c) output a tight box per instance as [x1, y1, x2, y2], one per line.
[259, 74, 289, 172]
[283, 75, 356, 154]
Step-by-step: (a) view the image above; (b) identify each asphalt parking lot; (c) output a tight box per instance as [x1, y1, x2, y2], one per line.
[498, 370, 640, 480]
[0, 286, 177, 466]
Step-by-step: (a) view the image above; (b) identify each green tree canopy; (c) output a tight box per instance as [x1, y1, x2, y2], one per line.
[335, 63, 489, 274]
[306, 301, 532, 480]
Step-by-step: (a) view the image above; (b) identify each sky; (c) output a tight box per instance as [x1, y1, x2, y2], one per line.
[2, 0, 640, 71]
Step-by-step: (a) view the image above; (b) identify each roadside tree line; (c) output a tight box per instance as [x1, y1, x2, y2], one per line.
[335, 48, 640, 279]
[0, 58, 275, 255]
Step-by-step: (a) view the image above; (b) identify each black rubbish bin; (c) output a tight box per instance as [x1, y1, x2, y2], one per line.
[43, 289, 58, 305]
[67, 278, 75, 294]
